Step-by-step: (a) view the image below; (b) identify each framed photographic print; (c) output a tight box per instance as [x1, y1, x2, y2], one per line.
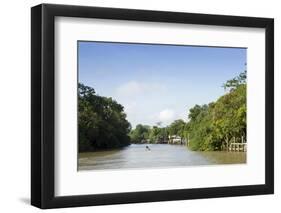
[31, 3, 274, 209]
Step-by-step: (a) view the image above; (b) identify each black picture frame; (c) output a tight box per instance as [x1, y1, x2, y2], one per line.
[31, 3, 274, 209]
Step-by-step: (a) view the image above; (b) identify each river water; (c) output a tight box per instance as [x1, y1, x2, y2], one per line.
[78, 144, 246, 171]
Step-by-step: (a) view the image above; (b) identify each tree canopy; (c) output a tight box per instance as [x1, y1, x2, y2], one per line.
[78, 83, 131, 152]
[129, 124, 150, 143]
[187, 70, 247, 151]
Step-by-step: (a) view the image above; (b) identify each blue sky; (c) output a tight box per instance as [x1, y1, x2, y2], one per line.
[78, 41, 246, 128]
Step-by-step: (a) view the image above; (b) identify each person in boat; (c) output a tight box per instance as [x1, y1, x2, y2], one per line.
[145, 145, 151, 151]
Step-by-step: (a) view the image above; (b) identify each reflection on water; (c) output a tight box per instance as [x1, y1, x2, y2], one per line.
[78, 144, 246, 171]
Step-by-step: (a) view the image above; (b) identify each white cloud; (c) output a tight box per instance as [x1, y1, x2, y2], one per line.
[158, 109, 175, 124]
[116, 81, 165, 98]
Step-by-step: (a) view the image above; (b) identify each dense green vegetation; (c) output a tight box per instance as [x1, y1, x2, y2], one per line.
[79, 70, 246, 152]
[78, 83, 131, 152]
[187, 70, 246, 151]
[187, 83, 246, 150]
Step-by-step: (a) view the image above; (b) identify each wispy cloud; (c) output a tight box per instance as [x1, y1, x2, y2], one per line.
[116, 81, 165, 98]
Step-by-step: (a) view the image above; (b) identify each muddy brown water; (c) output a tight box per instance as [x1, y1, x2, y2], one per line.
[78, 144, 246, 171]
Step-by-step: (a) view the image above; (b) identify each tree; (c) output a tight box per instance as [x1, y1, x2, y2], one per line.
[223, 70, 246, 91]
[148, 126, 161, 143]
[129, 124, 150, 143]
[186, 70, 247, 151]
[168, 119, 186, 139]
[212, 84, 246, 147]
[78, 83, 131, 152]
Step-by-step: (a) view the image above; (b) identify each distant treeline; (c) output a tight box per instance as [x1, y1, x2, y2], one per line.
[129, 70, 246, 151]
[129, 120, 185, 144]
[78, 70, 246, 152]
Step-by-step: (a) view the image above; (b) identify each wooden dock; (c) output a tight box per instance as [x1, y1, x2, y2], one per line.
[228, 142, 247, 152]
